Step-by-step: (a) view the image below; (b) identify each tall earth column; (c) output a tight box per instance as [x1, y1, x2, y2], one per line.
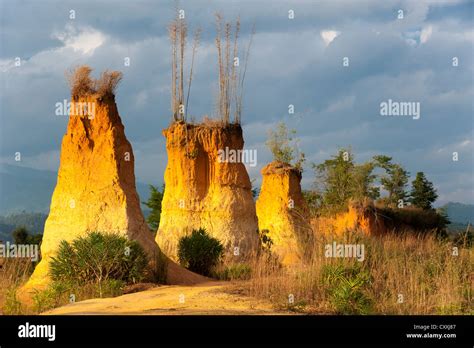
[156, 122, 260, 261]
[256, 161, 313, 265]
[23, 94, 165, 292]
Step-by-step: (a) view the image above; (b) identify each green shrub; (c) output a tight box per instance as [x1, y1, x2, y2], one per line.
[49, 232, 148, 296]
[178, 228, 224, 276]
[32, 282, 70, 313]
[32, 279, 124, 313]
[321, 263, 373, 314]
[214, 263, 252, 280]
[379, 206, 449, 235]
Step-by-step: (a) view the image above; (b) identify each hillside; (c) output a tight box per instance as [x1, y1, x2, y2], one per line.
[0, 164, 153, 215]
[440, 202, 473, 225]
[0, 212, 47, 241]
[0, 164, 56, 214]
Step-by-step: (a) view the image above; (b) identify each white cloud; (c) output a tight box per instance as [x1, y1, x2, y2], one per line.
[325, 95, 356, 113]
[420, 25, 433, 44]
[320, 30, 340, 46]
[436, 138, 473, 154]
[53, 24, 106, 55]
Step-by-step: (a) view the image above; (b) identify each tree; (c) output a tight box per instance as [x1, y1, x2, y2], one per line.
[177, 228, 224, 276]
[266, 122, 295, 164]
[352, 162, 380, 201]
[313, 148, 355, 212]
[266, 122, 305, 170]
[27, 233, 43, 245]
[374, 156, 409, 208]
[302, 190, 322, 216]
[12, 227, 29, 244]
[143, 184, 164, 231]
[12, 227, 43, 246]
[410, 172, 438, 210]
[382, 164, 409, 208]
[250, 179, 259, 199]
[313, 148, 381, 212]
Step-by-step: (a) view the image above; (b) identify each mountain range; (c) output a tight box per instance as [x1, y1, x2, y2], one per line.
[0, 164, 153, 215]
[0, 164, 155, 241]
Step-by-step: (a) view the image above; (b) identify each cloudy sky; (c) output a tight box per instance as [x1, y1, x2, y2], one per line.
[0, 0, 473, 205]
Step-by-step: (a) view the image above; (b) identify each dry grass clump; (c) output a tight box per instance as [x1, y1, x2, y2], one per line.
[200, 115, 226, 128]
[242, 231, 472, 314]
[0, 258, 33, 314]
[95, 70, 123, 97]
[66, 65, 94, 97]
[66, 65, 123, 98]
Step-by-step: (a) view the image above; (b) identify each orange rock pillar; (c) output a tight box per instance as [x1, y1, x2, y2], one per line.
[256, 161, 313, 265]
[23, 94, 160, 291]
[156, 122, 259, 261]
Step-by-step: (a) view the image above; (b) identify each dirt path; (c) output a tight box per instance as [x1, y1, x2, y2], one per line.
[44, 282, 289, 315]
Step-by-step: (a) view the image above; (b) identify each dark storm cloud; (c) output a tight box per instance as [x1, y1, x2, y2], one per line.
[0, 0, 472, 204]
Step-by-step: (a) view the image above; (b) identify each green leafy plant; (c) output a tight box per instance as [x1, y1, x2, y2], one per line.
[49, 232, 148, 297]
[266, 122, 305, 170]
[32, 279, 124, 313]
[32, 281, 72, 313]
[3, 287, 23, 315]
[143, 184, 165, 231]
[321, 263, 373, 314]
[214, 263, 252, 280]
[178, 228, 224, 276]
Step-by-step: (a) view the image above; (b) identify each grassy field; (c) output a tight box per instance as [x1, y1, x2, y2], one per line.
[243, 230, 473, 314]
[1, 230, 472, 315]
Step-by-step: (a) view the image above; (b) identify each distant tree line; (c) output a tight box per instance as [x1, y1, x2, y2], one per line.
[0, 212, 46, 242]
[11, 227, 42, 245]
[264, 123, 439, 216]
[307, 148, 439, 215]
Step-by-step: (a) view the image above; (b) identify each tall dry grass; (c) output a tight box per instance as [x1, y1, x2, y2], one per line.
[169, 7, 201, 122]
[66, 66, 123, 98]
[0, 258, 33, 314]
[215, 14, 254, 125]
[243, 230, 473, 314]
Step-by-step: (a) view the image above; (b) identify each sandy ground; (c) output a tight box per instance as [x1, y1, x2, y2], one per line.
[44, 282, 289, 315]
